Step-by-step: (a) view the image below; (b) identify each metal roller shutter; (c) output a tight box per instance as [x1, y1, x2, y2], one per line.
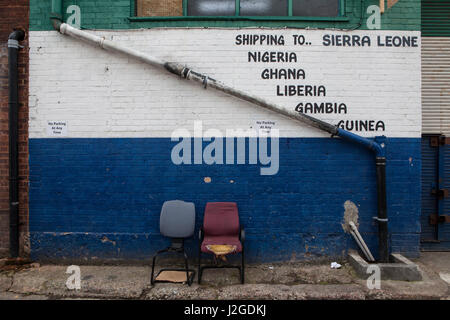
[441, 144, 450, 247]
[421, 37, 450, 135]
[421, 1, 450, 251]
[421, 136, 439, 245]
[421, 136, 450, 251]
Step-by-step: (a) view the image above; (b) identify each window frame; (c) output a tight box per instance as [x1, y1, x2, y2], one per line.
[130, 0, 348, 22]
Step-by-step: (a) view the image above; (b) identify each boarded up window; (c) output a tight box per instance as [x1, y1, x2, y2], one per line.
[136, 0, 342, 17]
[293, 0, 339, 17]
[136, 0, 183, 17]
[188, 0, 236, 16]
[240, 0, 288, 16]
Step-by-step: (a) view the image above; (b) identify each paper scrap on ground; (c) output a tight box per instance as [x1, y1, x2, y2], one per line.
[331, 262, 342, 269]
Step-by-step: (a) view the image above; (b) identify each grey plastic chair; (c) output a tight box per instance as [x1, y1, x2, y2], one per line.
[150, 200, 196, 286]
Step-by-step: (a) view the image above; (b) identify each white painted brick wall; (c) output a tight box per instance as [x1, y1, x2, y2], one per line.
[28, 28, 421, 138]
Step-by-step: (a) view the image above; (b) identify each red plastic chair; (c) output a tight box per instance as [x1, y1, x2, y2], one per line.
[198, 202, 245, 284]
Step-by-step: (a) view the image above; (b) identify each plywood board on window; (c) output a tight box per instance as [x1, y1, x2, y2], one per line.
[137, 0, 183, 17]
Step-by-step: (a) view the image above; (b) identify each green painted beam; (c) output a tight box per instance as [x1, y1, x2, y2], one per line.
[128, 15, 351, 22]
[30, 0, 422, 32]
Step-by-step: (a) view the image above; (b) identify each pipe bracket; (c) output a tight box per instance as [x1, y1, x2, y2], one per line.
[202, 76, 208, 89]
[181, 67, 191, 79]
[7, 39, 19, 49]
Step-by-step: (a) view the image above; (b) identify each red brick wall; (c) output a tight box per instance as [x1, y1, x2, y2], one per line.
[0, 0, 29, 258]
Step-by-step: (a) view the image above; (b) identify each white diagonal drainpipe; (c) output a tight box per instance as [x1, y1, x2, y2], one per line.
[57, 23, 338, 136]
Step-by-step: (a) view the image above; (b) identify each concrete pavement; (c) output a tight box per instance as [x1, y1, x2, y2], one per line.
[0, 253, 449, 300]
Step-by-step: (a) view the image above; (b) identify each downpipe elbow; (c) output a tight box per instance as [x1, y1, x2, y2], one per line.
[8, 29, 25, 41]
[337, 128, 385, 157]
[51, 18, 63, 32]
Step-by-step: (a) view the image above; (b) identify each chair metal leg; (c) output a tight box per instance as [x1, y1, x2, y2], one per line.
[198, 249, 202, 284]
[151, 254, 157, 285]
[183, 250, 192, 286]
[150, 248, 183, 285]
[150, 248, 168, 285]
[241, 247, 245, 284]
[197, 254, 245, 284]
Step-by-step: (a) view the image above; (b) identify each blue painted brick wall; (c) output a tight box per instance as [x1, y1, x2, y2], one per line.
[28, 137, 421, 262]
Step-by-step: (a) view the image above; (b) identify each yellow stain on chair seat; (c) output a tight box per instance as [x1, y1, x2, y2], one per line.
[206, 245, 237, 261]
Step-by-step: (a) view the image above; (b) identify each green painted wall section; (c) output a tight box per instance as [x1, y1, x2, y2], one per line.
[30, 0, 420, 31]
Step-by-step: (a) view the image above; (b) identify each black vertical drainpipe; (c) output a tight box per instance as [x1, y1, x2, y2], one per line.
[375, 156, 389, 262]
[8, 29, 25, 258]
[337, 129, 389, 262]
